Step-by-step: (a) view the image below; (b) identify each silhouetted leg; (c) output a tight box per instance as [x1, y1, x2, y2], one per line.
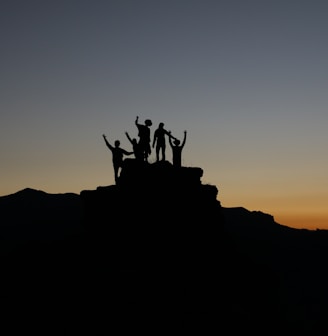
[156, 147, 160, 162]
[114, 165, 119, 184]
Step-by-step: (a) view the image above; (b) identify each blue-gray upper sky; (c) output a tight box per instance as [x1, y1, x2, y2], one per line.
[1, 0, 328, 229]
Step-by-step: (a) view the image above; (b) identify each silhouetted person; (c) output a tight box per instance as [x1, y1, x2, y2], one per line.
[125, 131, 143, 161]
[169, 130, 187, 167]
[152, 122, 177, 162]
[102, 134, 133, 184]
[135, 116, 152, 162]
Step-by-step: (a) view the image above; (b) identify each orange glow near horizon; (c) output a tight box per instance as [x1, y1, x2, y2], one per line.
[276, 214, 328, 231]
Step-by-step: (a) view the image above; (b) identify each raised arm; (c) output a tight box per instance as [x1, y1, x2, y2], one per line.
[181, 131, 187, 147]
[102, 134, 113, 151]
[125, 131, 132, 144]
[135, 116, 139, 126]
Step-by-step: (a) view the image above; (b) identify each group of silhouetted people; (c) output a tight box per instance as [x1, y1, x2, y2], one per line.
[103, 116, 187, 184]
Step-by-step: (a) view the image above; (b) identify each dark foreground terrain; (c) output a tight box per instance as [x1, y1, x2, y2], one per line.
[1, 160, 328, 334]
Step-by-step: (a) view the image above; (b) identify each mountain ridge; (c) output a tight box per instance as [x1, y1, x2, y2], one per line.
[1, 186, 309, 231]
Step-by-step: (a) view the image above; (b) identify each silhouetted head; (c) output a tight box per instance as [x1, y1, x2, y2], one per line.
[132, 138, 137, 144]
[114, 140, 120, 147]
[159, 122, 164, 128]
[145, 119, 152, 126]
[174, 139, 180, 145]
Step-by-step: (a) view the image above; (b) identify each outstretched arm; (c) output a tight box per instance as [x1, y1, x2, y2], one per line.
[135, 116, 139, 126]
[122, 148, 134, 156]
[167, 130, 177, 141]
[168, 134, 174, 147]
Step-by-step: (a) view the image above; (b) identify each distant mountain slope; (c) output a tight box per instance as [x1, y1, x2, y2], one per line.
[222, 205, 328, 250]
[0, 187, 83, 240]
[1, 186, 326, 240]
[1, 187, 320, 237]
[222, 206, 292, 232]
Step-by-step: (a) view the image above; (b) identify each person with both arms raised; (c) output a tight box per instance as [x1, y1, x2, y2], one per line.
[169, 130, 187, 167]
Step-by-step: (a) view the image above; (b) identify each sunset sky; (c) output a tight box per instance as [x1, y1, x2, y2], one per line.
[2, 1, 328, 230]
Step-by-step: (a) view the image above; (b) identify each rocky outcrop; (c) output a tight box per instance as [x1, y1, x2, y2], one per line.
[80, 159, 224, 265]
[80, 159, 225, 330]
[81, 159, 223, 228]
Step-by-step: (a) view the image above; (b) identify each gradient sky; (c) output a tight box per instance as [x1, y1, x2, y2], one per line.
[2, 0, 328, 230]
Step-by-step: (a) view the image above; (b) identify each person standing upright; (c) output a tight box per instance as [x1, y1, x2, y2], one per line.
[152, 122, 176, 162]
[135, 116, 152, 162]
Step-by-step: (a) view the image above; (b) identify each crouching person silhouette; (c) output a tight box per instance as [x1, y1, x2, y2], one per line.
[103, 134, 133, 184]
[169, 130, 187, 167]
